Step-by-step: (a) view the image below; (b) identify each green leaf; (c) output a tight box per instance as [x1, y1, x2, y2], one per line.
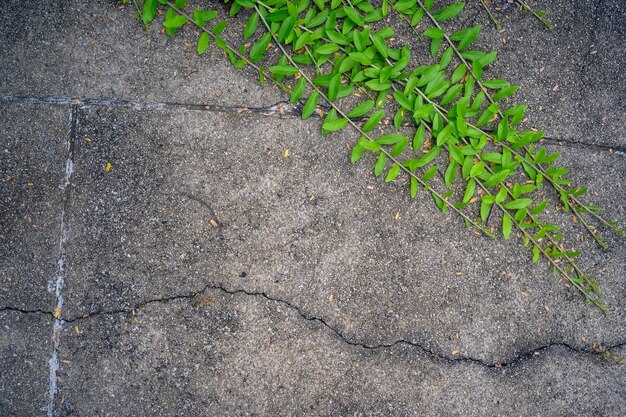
[495, 186, 508, 204]
[327, 73, 341, 101]
[347, 100, 375, 118]
[290, 77, 306, 104]
[440, 84, 463, 106]
[444, 159, 457, 186]
[421, 165, 438, 181]
[530, 200, 548, 215]
[373, 35, 389, 58]
[503, 198, 533, 210]
[349, 52, 372, 65]
[234, 0, 255, 8]
[142, 0, 157, 25]
[493, 85, 519, 101]
[413, 124, 425, 151]
[432, 192, 447, 212]
[363, 110, 384, 132]
[424, 28, 445, 39]
[344, 6, 365, 26]
[163, 15, 188, 28]
[410, 177, 419, 197]
[470, 161, 485, 177]
[430, 37, 442, 57]
[502, 215, 512, 240]
[413, 103, 434, 120]
[277, 16, 296, 42]
[451, 63, 467, 84]
[480, 198, 492, 222]
[374, 153, 387, 177]
[386, 163, 401, 182]
[376, 133, 406, 145]
[322, 115, 348, 132]
[360, 138, 381, 151]
[432, 2, 465, 21]
[302, 91, 319, 119]
[269, 65, 300, 76]
[192, 9, 218, 27]
[351, 143, 365, 163]
[316, 43, 340, 55]
[462, 178, 476, 203]
[439, 47, 454, 68]
[450, 25, 480, 50]
[532, 245, 540, 263]
[415, 147, 441, 168]
[197, 32, 210, 55]
[365, 80, 392, 91]
[250, 33, 271, 62]
[211, 20, 227, 35]
[243, 12, 259, 39]
[483, 169, 509, 187]
[393, 91, 412, 110]
[482, 79, 510, 89]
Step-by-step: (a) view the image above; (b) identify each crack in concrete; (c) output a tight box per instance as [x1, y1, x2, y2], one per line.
[1, 94, 624, 152]
[0, 306, 56, 318]
[13, 283, 615, 370]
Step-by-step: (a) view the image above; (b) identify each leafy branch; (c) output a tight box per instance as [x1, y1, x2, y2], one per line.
[134, 0, 621, 313]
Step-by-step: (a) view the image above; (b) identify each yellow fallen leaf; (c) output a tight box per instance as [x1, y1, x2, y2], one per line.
[328, 293, 334, 302]
[105, 162, 111, 173]
[283, 149, 290, 158]
[54, 307, 62, 318]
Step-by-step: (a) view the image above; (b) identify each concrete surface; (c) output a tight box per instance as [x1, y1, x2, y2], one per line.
[0, 0, 624, 416]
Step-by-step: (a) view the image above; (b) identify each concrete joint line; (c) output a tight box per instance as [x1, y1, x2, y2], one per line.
[1, 94, 623, 152]
[45, 106, 78, 417]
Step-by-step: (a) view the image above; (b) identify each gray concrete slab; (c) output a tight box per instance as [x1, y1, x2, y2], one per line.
[0, 103, 69, 311]
[0, 0, 286, 108]
[53, 291, 625, 416]
[60, 107, 624, 365]
[0, 310, 54, 416]
[0, 0, 624, 415]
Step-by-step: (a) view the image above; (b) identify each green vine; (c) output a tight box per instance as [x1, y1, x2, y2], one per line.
[133, 0, 622, 313]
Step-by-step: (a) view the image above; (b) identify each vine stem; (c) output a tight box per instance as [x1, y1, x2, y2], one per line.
[515, 0, 554, 29]
[408, 0, 622, 244]
[350, 3, 599, 307]
[256, 0, 374, 101]
[477, 0, 501, 29]
[254, 0, 620, 243]
[489, 188, 606, 313]
[165, 1, 292, 93]
[131, 0, 149, 30]
[253, 4, 494, 238]
[153, 0, 603, 311]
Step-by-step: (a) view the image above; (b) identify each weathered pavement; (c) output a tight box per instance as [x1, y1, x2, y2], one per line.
[1, 0, 624, 416]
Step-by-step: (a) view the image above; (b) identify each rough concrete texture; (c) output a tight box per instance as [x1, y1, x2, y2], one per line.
[0, 0, 286, 108]
[53, 293, 625, 416]
[0, 310, 53, 416]
[0, 104, 68, 311]
[0, 0, 624, 416]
